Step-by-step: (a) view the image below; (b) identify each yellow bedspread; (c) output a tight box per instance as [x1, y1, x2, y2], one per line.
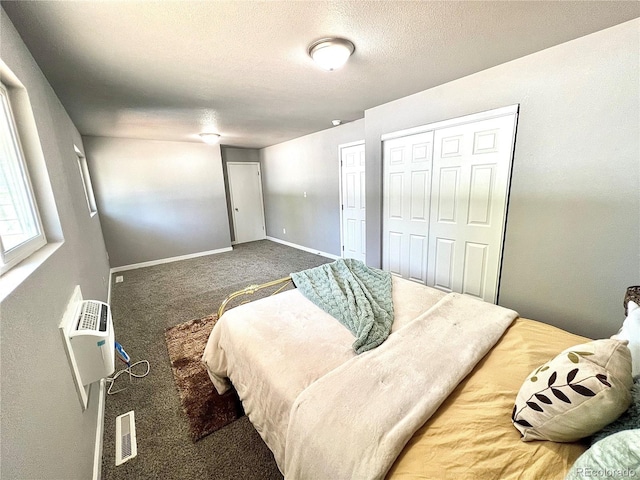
[388, 318, 590, 480]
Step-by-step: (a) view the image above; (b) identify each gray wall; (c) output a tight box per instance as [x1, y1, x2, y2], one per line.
[221, 146, 261, 242]
[258, 20, 638, 339]
[364, 19, 639, 339]
[83, 137, 231, 268]
[223, 146, 260, 164]
[260, 119, 365, 255]
[1, 8, 111, 479]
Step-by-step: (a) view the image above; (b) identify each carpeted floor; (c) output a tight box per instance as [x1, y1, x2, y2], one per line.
[102, 240, 332, 479]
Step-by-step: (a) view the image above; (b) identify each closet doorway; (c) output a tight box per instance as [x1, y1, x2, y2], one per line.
[382, 105, 518, 303]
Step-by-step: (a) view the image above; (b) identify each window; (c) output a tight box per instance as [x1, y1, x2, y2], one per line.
[75, 147, 97, 216]
[0, 82, 46, 274]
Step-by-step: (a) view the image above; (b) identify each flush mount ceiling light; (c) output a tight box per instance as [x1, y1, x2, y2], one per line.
[308, 38, 355, 71]
[199, 133, 221, 144]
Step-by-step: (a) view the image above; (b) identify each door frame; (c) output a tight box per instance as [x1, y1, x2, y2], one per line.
[227, 161, 266, 244]
[338, 140, 365, 260]
[381, 104, 519, 142]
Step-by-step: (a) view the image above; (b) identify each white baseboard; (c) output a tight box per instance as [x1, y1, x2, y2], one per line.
[92, 379, 106, 480]
[107, 270, 112, 305]
[265, 236, 340, 260]
[110, 246, 233, 274]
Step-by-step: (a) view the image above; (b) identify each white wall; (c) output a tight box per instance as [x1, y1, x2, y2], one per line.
[83, 137, 232, 268]
[364, 19, 639, 339]
[260, 119, 365, 255]
[0, 8, 111, 479]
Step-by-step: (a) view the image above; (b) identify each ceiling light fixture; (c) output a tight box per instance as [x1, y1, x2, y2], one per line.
[199, 133, 221, 144]
[308, 38, 355, 71]
[332, 120, 342, 126]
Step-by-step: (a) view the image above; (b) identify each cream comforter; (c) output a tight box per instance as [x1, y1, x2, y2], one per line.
[202, 277, 518, 479]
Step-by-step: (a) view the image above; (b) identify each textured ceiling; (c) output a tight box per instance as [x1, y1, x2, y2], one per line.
[2, 1, 639, 148]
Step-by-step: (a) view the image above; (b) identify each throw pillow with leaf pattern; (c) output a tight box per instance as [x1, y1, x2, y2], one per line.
[512, 338, 633, 442]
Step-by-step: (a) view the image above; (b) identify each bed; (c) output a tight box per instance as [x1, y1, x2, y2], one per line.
[202, 272, 604, 479]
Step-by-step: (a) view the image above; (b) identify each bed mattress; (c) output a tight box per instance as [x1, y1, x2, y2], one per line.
[203, 276, 588, 479]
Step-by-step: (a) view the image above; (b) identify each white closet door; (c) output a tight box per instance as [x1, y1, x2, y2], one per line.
[382, 131, 433, 282]
[227, 162, 266, 244]
[428, 114, 517, 302]
[341, 143, 366, 262]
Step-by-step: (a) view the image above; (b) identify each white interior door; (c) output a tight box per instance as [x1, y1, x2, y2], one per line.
[340, 142, 366, 262]
[227, 162, 266, 244]
[382, 131, 433, 282]
[427, 113, 517, 302]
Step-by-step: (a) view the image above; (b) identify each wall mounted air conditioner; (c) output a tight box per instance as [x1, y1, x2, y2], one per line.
[69, 300, 116, 386]
[59, 287, 116, 410]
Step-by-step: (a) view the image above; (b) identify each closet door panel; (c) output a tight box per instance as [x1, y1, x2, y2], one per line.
[428, 113, 517, 302]
[382, 132, 433, 280]
[433, 237, 455, 291]
[410, 171, 430, 222]
[388, 231, 403, 276]
[388, 173, 404, 219]
[409, 234, 428, 282]
[467, 165, 495, 226]
[462, 242, 488, 298]
[437, 167, 459, 223]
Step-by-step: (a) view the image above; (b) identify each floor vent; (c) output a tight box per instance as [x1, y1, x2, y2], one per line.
[115, 410, 137, 466]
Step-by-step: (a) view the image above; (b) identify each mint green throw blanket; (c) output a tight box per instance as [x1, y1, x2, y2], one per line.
[291, 259, 394, 354]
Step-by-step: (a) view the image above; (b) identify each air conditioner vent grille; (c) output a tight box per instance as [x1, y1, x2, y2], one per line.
[76, 301, 108, 331]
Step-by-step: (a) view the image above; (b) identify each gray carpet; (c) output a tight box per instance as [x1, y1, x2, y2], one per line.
[102, 240, 332, 479]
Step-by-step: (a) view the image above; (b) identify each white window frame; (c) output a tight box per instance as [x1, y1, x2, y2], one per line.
[0, 81, 46, 275]
[74, 146, 97, 216]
